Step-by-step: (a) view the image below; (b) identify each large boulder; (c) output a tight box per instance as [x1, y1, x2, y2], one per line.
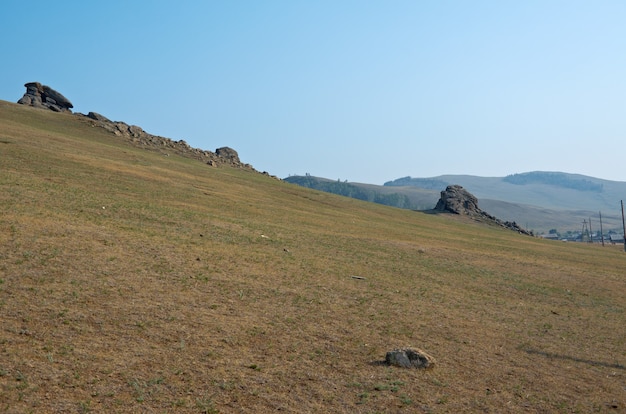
[435, 185, 479, 215]
[434, 185, 533, 235]
[215, 146, 240, 164]
[17, 82, 73, 112]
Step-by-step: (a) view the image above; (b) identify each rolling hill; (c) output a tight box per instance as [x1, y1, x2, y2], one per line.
[285, 173, 626, 234]
[385, 173, 626, 212]
[1, 100, 625, 413]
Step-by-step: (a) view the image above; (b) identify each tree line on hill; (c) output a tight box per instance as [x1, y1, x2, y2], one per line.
[502, 172, 603, 192]
[284, 176, 417, 209]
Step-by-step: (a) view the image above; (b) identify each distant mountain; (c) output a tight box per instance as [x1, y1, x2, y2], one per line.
[384, 172, 624, 212]
[285, 172, 626, 233]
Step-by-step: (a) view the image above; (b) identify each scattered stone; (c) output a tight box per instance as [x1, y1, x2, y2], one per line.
[78, 114, 254, 170]
[385, 348, 435, 369]
[17, 82, 73, 112]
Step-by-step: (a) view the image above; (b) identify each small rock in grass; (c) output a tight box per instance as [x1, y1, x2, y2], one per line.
[386, 348, 435, 369]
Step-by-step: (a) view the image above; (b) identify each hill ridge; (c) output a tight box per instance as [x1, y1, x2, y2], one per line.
[13, 81, 276, 178]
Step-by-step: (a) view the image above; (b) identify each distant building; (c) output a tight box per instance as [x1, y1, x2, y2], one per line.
[539, 234, 560, 240]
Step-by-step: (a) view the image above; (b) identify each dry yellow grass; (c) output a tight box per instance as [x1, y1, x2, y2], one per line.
[1, 100, 624, 413]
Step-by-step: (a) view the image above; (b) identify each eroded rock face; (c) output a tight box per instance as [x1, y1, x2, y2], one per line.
[435, 185, 479, 215]
[17, 82, 73, 112]
[215, 147, 240, 164]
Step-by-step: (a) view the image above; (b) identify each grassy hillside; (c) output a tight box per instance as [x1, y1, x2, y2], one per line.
[1, 100, 625, 413]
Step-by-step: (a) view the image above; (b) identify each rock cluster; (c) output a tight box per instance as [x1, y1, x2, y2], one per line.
[386, 348, 435, 369]
[17, 82, 73, 112]
[435, 184, 479, 215]
[435, 185, 533, 235]
[81, 112, 252, 170]
[15, 82, 266, 174]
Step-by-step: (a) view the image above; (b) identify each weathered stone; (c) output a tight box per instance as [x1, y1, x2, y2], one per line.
[128, 125, 144, 137]
[17, 95, 38, 106]
[435, 185, 479, 215]
[87, 112, 110, 122]
[17, 82, 73, 112]
[434, 185, 533, 235]
[386, 348, 435, 369]
[216, 146, 240, 163]
[41, 84, 73, 108]
[47, 104, 63, 112]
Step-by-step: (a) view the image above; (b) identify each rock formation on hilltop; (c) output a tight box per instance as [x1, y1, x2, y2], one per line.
[81, 112, 254, 170]
[435, 185, 532, 235]
[215, 147, 240, 164]
[435, 184, 480, 215]
[17, 82, 73, 112]
[15, 82, 273, 176]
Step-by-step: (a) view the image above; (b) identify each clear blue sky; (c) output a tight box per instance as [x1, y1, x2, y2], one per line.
[2, 1, 625, 184]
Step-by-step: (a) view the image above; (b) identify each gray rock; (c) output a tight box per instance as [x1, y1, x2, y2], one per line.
[434, 185, 533, 235]
[385, 348, 435, 368]
[87, 112, 111, 122]
[42, 84, 73, 108]
[386, 348, 435, 369]
[435, 185, 479, 215]
[216, 146, 240, 163]
[128, 125, 144, 137]
[17, 82, 73, 112]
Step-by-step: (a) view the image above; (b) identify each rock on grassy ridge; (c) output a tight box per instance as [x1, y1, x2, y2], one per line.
[16, 82, 272, 175]
[81, 111, 254, 171]
[17, 82, 73, 112]
[434, 184, 533, 235]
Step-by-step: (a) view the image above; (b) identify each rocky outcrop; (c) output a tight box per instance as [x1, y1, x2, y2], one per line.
[435, 185, 479, 215]
[215, 147, 240, 164]
[17, 82, 73, 112]
[15, 83, 274, 176]
[435, 185, 533, 235]
[80, 112, 258, 171]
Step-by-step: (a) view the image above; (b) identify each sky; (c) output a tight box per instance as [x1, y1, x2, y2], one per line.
[2, 1, 626, 184]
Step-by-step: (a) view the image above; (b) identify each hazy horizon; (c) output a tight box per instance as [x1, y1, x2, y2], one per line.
[2, 1, 625, 184]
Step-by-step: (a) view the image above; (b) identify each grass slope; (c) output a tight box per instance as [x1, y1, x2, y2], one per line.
[1, 101, 625, 413]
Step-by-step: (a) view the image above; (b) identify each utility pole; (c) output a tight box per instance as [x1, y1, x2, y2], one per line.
[599, 211, 605, 247]
[589, 218, 593, 244]
[622, 200, 626, 252]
